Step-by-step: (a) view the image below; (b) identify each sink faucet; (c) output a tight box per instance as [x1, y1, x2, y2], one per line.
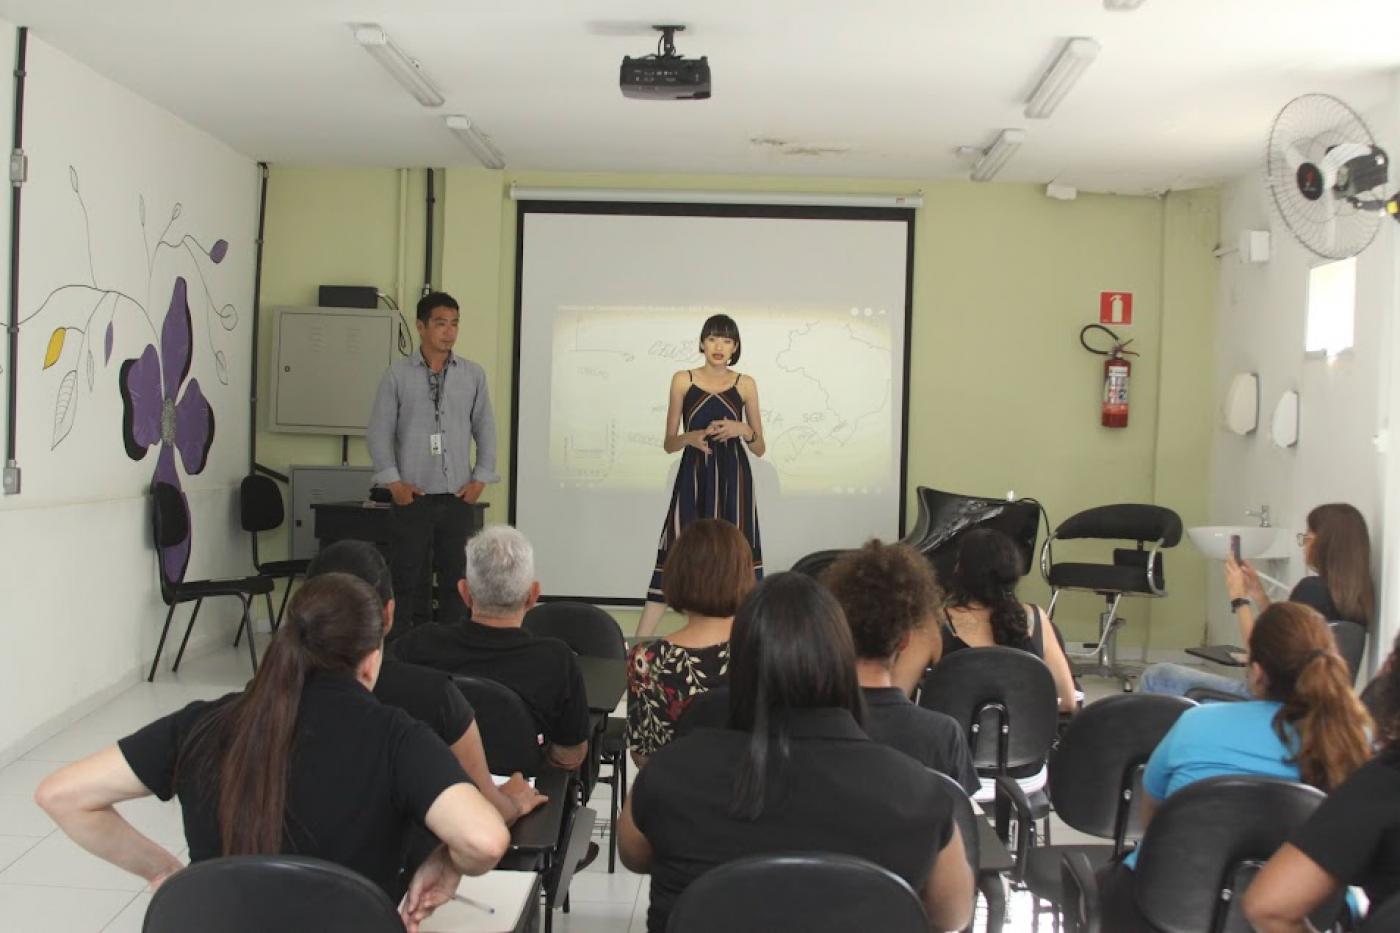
[1245, 505, 1271, 528]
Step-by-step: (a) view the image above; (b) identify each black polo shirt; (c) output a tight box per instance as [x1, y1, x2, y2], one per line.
[391, 620, 591, 746]
[1292, 754, 1400, 906]
[861, 686, 979, 795]
[631, 707, 954, 933]
[374, 659, 475, 745]
[117, 670, 469, 901]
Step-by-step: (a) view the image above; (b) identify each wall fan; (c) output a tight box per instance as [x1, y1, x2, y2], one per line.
[1265, 93, 1400, 260]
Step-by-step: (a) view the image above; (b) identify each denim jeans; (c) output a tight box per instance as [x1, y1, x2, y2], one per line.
[1137, 662, 1250, 700]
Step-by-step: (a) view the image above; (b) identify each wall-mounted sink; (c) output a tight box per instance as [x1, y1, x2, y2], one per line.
[1187, 525, 1291, 561]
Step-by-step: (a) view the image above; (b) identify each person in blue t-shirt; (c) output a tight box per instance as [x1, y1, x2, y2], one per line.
[1098, 602, 1372, 931]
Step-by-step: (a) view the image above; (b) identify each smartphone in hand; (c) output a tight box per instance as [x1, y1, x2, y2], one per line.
[1229, 534, 1242, 563]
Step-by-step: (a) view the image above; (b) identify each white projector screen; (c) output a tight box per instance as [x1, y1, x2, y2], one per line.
[512, 203, 913, 602]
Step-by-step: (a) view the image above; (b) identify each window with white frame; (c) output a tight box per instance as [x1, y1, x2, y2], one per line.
[1306, 257, 1356, 356]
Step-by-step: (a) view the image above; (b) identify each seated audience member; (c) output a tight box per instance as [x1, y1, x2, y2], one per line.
[1097, 602, 1372, 931]
[1142, 502, 1375, 699]
[628, 519, 752, 767]
[307, 540, 546, 825]
[1245, 634, 1400, 931]
[35, 574, 509, 927]
[937, 528, 1077, 713]
[822, 539, 978, 795]
[393, 525, 591, 770]
[618, 572, 975, 933]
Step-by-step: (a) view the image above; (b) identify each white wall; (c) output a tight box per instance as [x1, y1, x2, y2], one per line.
[1209, 80, 1400, 659]
[0, 27, 257, 761]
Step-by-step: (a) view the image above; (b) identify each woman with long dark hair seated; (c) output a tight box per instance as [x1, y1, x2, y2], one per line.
[1098, 602, 1372, 930]
[35, 574, 509, 930]
[618, 572, 975, 933]
[1245, 632, 1400, 930]
[1142, 502, 1375, 698]
[935, 528, 1077, 713]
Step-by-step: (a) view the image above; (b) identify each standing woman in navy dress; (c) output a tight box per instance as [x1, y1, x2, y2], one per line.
[637, 315, 765, 637]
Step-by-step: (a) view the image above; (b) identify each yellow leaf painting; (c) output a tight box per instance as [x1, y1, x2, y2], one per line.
[43, 327, 66, 369]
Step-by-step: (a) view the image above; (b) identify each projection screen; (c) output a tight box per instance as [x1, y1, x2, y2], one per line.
[512, 202, 913, 603]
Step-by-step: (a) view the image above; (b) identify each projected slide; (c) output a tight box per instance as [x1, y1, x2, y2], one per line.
[549, 305, 894, 494]
[514, 206, 912, 601]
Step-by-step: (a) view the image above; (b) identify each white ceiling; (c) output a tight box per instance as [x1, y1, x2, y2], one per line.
[1, 1, 1399, 193]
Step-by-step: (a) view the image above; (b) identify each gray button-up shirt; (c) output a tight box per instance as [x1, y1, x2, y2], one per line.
[366, 351, 499, 494]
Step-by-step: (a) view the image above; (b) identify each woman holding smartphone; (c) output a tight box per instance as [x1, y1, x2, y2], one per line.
[637, 314, 765, 638]
[1140, 502, 1374, 698]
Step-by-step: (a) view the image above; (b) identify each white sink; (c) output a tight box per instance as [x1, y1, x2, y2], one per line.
[1187, 525, 1285, 561]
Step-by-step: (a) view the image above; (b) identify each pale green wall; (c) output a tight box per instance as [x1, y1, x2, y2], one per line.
[259, 166, 1218, 646]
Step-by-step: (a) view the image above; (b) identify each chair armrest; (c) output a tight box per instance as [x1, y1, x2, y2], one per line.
[1060, 850, 1102, 933]
[993, 774, 1034, 883]
[1039, 534, 1057, 585]
[1144, 538, 1167, 596]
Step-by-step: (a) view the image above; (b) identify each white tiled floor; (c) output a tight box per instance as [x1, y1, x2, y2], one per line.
[0, 642, 1202, 932]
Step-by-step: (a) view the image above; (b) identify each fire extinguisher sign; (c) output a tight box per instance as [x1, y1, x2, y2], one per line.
[1100, 291, 1133, 326]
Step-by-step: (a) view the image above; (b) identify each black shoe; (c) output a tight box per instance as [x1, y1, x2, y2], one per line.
[576, 841, 600, 872]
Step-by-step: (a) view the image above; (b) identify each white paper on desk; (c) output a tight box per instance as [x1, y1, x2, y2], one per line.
[490, 774, 535, 788]
[417, 870, 537, 932]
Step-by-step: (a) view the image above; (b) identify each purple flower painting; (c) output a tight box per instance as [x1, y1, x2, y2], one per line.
[119, 277, 215, 584]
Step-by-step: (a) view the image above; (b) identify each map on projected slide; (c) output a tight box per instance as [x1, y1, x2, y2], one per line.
[548, 306, 895, 494]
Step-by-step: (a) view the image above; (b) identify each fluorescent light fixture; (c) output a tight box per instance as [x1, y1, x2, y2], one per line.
[1103, 0, 1147, 8]
[1024, 37, 1101, 119]
[350, 23, 445, 108]
[508, 186, 924, 208]
[445, 115, 506, 170]
[971, 129, 1026, 182]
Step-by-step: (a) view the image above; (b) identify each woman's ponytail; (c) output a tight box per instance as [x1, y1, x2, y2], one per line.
[1251, 603, 1372, 792]
[948, 529, 1032, 649]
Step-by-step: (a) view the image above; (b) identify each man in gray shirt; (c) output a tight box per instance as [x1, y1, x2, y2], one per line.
[367, 292, 498, 628]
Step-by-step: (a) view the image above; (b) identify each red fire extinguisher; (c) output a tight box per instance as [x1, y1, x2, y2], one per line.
[1080, 324, 1139, 429]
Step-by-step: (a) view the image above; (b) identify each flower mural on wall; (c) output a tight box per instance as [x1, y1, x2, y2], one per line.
[13, 165, 239, 583]
[119, 277, 215, 584]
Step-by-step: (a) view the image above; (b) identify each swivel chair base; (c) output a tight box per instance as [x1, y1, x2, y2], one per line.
[1065, 597, 1145, 692]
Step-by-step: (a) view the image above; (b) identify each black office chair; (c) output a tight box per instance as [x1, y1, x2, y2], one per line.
[452, 675, 544, 776]
[666, 852, 929, 933]
[1061, 775, 1342, 933]
[1001, 693, 1194, 929]
[1041, 503, 1182, 688]
[235, 474, 311, 645]
[148, 481, 272, 682]
[789, 548, 849, 578]
[142, 855, 401, 932]
[1360, 892, 1400, 931]
[523, 601, 629, 872]
[919, 647, 1060, 848]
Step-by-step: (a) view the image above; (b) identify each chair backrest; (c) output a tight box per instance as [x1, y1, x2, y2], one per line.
[1048, 694, 1195, 849]
[142, 855, 402, 933]
[451, 675, 543, 776]
[902, 486, 1041, 580]
[1053, 503, 1183, 547]
[1360, 891, 1400, 932]
[928, 770, 978, 873]
[665, 852, 928, 933]
[1133, 776, 1328, 933]
[918, 646, 1059, 773]
[150, 480, 191, 597]
[789, 548, 850, 579]
[523, 601, 626, 659]
[1329, 620, 1366, 684]
[239, 474, 286, 534]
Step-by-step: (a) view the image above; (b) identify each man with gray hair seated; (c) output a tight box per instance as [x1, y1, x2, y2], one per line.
[393, 525, 590, 770]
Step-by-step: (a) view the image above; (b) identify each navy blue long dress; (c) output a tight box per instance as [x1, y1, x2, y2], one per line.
[647, 372, 764, 600]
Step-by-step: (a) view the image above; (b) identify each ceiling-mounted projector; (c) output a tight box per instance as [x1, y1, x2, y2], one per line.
[620, 25, 710, 100]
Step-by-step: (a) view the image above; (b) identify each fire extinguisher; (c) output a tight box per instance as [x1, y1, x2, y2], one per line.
[1080, 324, 1139, 429]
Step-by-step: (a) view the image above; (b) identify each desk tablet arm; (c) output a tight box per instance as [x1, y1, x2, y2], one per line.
[993, 774, 1034, 884]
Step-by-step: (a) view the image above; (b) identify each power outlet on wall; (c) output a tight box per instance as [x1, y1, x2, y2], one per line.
[3, 463, 19, 495]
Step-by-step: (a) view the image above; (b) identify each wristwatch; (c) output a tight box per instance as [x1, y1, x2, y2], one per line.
[1229, 597, 1251, 612]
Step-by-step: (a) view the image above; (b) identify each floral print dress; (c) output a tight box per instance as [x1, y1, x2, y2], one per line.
[627, 639, 730, 758]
